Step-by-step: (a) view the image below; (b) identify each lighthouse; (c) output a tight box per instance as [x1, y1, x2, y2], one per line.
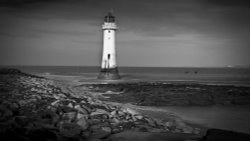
[98, 12, 121, 79]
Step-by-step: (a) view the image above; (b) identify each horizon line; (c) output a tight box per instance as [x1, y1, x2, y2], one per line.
[1, 65, 250, 68]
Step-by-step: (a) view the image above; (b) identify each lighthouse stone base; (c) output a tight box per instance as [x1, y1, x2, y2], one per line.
[98, 68, 121, 80]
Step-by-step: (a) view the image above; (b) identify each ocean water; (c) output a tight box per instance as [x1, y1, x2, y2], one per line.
[12, 66, 250, 86]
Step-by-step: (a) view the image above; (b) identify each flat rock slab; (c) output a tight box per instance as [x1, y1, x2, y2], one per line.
[107, 131, 201, 141]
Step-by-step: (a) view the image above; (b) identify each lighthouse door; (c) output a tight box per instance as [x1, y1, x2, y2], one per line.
[107, 54, 110, 68]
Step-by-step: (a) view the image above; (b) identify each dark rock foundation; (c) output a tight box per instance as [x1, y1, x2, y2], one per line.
[98, 68, 121, 80]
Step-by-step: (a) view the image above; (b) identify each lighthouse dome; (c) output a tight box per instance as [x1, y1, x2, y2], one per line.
[104, 12, 115, 22]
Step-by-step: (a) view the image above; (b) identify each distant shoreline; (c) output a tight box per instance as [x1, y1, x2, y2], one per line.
[2, 65, 250, 68]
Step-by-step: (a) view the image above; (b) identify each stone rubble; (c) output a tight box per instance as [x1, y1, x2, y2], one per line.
[0, 68, 199, 141]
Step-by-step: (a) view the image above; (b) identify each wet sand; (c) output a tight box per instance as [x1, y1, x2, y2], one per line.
[159, 106, 250, 133]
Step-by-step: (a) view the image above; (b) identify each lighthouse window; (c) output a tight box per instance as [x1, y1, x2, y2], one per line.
[108, 30, 110, 33]
[107, 54, 110, 59]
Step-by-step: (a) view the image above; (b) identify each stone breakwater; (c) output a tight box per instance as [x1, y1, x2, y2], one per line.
[0, 69, 200, 141]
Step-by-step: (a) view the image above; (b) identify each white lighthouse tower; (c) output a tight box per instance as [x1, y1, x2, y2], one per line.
[98, 12, 120, 79]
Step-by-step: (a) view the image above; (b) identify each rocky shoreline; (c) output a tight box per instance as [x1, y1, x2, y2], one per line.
[0, 68, 205, 141]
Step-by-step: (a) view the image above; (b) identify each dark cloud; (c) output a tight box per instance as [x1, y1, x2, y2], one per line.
[204, 0, 250, 8]
[0, 0, 48, 7]
[1, 0, 250, 37]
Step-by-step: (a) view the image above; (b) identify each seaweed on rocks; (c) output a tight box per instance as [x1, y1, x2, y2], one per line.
[87, 82, 250, 106]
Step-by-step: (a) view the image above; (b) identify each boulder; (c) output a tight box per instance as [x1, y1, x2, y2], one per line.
[90, 109, 108, 116]
[62, 112, 77, 123]
[81, 105, 91, 113]
[57, 105, 74, 114]
[144, 118, 156, 127]
[53, 95, 61, 100]
[101, 126, 112, 133]
[58, 93, 66, 98]
[165, 121, 174, 127]
[90, 122, 110, 130]
[131, 115, 137, 122]
[110, 110, 117, 117]
[67, 103, 74, 108]
[76, 117, 89, 131]
[38, 110, 59, 125]
[134, 115, 144, 120]
[87, 119, 102, 125]
[77, 113, 88, 120]
[135, 124, 153, 132]
[59, 123, 82, 137]
[117, 111, 126, 116]
[122, 108, 138, 116]
[110, 117, 120, 125]
[51, 100, 60, 106]
[75, 105, 88, 114]
[81, 130, 91, 139]
[89, 127, 111, 139]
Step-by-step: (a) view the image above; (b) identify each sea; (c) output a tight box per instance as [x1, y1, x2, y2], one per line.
[11, 66, 250, 86]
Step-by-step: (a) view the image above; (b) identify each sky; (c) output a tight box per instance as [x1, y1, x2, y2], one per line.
[0, 0, 250, 67]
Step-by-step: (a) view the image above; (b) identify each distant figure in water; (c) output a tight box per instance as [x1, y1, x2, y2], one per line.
[185, 71, 198, 74]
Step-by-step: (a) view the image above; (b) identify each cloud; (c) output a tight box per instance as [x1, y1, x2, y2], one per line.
[0, 0, 250, 66]
[1, 0, 250, 40]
